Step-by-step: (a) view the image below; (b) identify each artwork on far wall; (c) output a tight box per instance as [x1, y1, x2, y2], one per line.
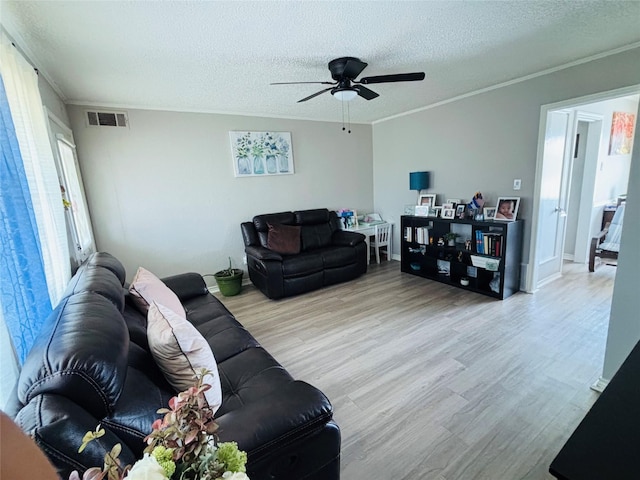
[229, 131, 294, 177]
[608, 112, 636, 156]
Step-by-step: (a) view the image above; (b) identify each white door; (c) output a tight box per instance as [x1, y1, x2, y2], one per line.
[535, 110, 572, 285]
[46, 110, 96, 269]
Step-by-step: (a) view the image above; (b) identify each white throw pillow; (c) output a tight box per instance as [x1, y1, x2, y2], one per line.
[129, 267, 185, 316]
[147, 302, 222, 413]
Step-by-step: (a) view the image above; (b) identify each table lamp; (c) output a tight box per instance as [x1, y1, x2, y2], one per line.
[410, 171, 431, 203]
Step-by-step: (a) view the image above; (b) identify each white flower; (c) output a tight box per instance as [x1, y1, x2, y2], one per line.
[221, 472, 250, 480]
[125, 454, 168, 480]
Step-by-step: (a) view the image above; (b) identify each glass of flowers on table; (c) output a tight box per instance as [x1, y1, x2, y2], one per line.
[69, 369, 248, 480]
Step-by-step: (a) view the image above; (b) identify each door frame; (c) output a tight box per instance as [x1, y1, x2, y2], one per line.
[572, 112, 604, 264]
[526, 84, 640, 292]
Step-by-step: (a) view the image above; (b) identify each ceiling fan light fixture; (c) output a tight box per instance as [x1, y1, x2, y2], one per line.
[332, 88, 357, 102]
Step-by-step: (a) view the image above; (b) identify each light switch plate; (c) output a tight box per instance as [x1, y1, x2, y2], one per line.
[513, 179, 521, 190]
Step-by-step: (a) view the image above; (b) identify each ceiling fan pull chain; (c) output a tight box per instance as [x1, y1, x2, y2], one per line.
[348, 102, 351, 134]
[342, 98, 346, 131]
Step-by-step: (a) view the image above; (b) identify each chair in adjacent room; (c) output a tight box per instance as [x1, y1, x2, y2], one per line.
[589, 202, 625, 272]
[371, 223, 391, 264]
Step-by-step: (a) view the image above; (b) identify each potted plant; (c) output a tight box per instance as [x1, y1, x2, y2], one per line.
[443, 232, 459, 247]
[214, 257, 243, 296]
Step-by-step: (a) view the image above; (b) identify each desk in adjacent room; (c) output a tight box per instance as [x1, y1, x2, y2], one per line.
[347, 222, 393, 264]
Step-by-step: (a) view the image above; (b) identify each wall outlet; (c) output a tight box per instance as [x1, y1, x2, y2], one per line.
[513, 179, 522, 190]
[242, 255, 247, 265]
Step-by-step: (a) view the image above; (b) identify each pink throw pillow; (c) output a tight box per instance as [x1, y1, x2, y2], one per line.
[129, 267, 185, 316]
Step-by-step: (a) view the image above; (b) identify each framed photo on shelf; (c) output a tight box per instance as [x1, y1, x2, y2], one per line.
[429, 206, 442, 217]
[447, 199, 462, 206]
[442, 208, 455, 219]
[414, 205, 430, 216]
[404, 204, 416, 215]
[484, 207, 496, 219]
[418, 194, 437, 207]
[455, 205, 466, 218]
[443, 202, 455, 210]
[494, 197, 520, 221]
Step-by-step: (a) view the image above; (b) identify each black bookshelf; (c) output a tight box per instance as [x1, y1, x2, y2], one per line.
[400, 215, 523, 299]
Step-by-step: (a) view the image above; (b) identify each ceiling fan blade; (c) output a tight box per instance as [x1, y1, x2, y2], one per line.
[297, 87, 334, 103]
[354, 85, 379, 101]
[271, 81, 335, 85]
[359, 72, 425, 84]
[343, 58, 368, 79]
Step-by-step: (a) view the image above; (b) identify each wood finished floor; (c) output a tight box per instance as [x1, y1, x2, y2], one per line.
[214, 261, 616, 480]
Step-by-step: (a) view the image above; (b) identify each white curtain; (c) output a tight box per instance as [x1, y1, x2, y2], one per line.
[0, 32, 70, 304]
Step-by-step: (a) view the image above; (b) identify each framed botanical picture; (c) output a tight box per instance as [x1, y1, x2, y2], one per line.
[418, 194, 437, 207]
[494, 197, 520, 221]
[230, 131, 294, 177]
[442, 208, 455, 219]
[429, 206, 442, 217]
[455, 205, 466, 218]
[484, 207, 496, 219]
[404, 204, 416, 215]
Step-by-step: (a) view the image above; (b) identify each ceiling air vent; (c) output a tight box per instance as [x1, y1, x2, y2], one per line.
[86, 111, 128, 128]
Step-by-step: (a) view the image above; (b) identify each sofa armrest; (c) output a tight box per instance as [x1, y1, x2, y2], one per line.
[215, 380, 333, 460]
[331, 230, 365, 246]
[162, 273, 208, 301]
[245, 245, 283, 261]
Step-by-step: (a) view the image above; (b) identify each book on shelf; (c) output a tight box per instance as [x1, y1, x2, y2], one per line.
[475, 231, 504, 256]
[416, 226, 429, 244]
[405, 226, 430, 244]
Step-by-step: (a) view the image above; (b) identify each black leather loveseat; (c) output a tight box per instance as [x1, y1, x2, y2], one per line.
[8, 252, 340, 480]
[241, 208, 367, 299]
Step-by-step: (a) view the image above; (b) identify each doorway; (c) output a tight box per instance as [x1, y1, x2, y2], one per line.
[527, 86, 639, 291]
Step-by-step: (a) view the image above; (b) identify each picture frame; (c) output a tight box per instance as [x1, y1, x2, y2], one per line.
[429, 206, 442, 217]
[447, 199, 462, 206]
[483, 207, 496, 220]
[414, 205, 430, 217]
[418, 194, 437, 207]
[442, 202, 455, 210]
[442, 208, 455, 219]
[230, 131, 294, 177]
[404, 204, 416, 215]
[455, 205, 466, 218]
[494, 197, 520, 221]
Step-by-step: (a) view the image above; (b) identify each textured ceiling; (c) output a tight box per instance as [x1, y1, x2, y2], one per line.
[2, 1, 640, 124]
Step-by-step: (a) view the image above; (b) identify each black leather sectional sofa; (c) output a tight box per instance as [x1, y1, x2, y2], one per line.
[241, 208, 367, 299]
[8, 252, 340, 480]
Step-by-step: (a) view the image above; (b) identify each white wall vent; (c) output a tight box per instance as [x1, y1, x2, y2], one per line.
[86, 111, 128, 128]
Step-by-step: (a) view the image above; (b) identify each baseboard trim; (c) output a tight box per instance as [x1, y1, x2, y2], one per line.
[590, 376, 609, 393]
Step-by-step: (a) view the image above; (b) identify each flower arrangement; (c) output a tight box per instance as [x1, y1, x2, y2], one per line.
[70, 369, 248, 480]
[235, 133, 251, 159]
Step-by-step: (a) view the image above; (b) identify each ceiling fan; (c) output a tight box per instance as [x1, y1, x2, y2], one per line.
[271, 57, 425, 103]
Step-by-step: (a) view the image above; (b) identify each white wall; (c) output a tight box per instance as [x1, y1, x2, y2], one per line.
[602, 105, 640, 381]
[373, 47, 640, 266]
[584, 96, 638, 204]
[67, 107, 373, 282]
